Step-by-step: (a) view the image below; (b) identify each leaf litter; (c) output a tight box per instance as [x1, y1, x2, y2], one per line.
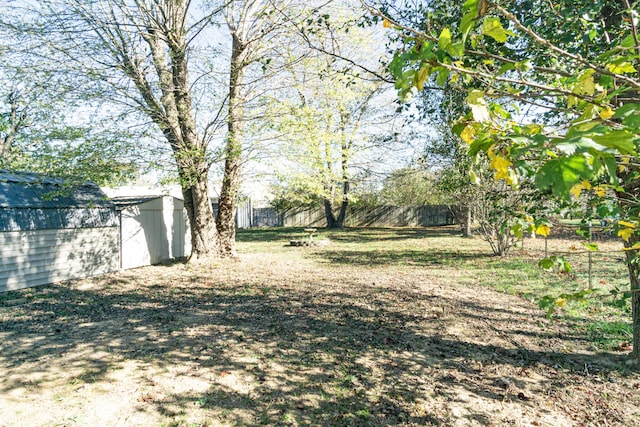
[0, 227, 638, 426]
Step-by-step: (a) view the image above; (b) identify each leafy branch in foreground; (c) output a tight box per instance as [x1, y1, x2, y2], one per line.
[365, 0, 640, 361]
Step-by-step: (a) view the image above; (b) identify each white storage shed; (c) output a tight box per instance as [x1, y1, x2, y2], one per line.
[112, 196, 191, 270]
[0, 171, 120, 292]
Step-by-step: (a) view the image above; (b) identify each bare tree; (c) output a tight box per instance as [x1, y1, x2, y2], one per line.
[5, 0, 225, 259]
[217, 0, 295, 254]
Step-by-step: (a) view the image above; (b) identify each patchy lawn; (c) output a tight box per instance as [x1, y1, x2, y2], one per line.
[1, 226, 639, 426]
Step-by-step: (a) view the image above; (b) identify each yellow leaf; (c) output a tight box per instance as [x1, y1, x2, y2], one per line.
[467, 89, 491, 122]
[536, 225, 550, 237]
[607, 62, 636, 74]
[383, 19, 392, 28]
[600, 107, 615, 120]
[555, 298, 566, 307]
[619, 220, 636, 229]
[593, 186, 606, 197]
[525, 215, 533, 223]
[460, 124, 476, 144]
[490, 155, 512, 181]
[416, 66, 429, 91]
[581, 180, 592, 191]
[623, 242, 640, 251]
[618, 227, 634, 242]
[570, 183, 583, 199]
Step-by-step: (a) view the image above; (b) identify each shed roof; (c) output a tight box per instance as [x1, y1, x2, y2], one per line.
[0, 170, 114, 209]
[111, 195, 164, 210]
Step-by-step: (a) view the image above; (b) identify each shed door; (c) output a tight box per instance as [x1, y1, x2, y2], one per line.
[120, 206, 168, 269]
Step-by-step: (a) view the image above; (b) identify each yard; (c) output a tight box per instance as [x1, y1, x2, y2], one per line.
[1, 226, 639, 426]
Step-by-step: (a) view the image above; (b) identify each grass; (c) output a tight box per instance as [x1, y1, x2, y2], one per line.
[2, 226, 638, 426]
[237, 226, 632, 350]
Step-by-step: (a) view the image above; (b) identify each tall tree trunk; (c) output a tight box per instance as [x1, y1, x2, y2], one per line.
[622, 241, 640, 361]
[217, 33, 246, 257]
[168, 130, 218, 260]
[616, 173, 640, 363]
[334, 126, 350, 229]
[462, 205, 473, 237]
[171, 34, 218, 260]
[335, 181, 349, 229]
[324, 198, 337, 229]
[182, 177, 217, 261]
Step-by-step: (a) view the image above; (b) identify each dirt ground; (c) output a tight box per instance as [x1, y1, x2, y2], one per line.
[1, 228, 639, 426]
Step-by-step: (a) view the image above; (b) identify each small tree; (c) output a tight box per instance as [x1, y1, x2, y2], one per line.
[267, 9, 390, 229]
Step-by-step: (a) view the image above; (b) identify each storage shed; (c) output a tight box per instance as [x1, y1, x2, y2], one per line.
[112, 196, 191, 270]
[0, 170, 120, 292]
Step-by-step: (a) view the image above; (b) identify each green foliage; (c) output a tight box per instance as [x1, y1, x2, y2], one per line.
[537, 289, 595, 318]
[0, 113, 139, 186]
[378, 167, 445, 206]
[609, 286, 634, 312]
[373, 0, 640, 355]
[266, 11, 390, 216]
[270, 174, 326, 211]
[538, 255, 572, 273]
[380, 0, 639, 200]
[0, 32, 141, 186]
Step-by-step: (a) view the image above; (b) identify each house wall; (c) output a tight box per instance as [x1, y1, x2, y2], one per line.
[0, 227, 119, 292]
[120, 197, 191, 270]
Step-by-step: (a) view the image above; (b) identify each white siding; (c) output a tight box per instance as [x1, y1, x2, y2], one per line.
[120, 197, 191, 270]
[0, 227, 119, 292]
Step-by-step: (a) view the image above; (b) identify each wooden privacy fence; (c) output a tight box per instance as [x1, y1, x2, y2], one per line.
[242, 205, 456, 228]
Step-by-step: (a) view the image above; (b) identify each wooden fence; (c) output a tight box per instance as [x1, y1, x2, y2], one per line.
[214, 202, 456, 228]
[268, 205, 455, 228]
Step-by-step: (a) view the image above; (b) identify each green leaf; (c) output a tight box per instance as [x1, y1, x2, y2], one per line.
[613, 103, 640, 130]
[468, 136, 493, 156]
[435, 68, 450, 86]
[511, 222, 523, 239]
[591, 130, 637, 155]
[538, 257, 556, 270]
[482, 17, 509, 43]
[449, 42, 464, 57]
[572, 69, 595, 95]
[497, 63, 516, 75]
[460, 0, 479, 42]
[414, 65, 431, 91]
[622, 34, 636, 48]
[584, 242, 598, 251]
[535, 156, 590, 198]
[438, 28, 452, 50]
[614, 103, 640, 119]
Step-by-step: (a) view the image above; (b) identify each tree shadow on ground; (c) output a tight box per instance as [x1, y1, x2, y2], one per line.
[237, 226, 462, 245]
[323, 226, 462, 243]
[1, 264, 636, 426]
[313, 248, 493, 267]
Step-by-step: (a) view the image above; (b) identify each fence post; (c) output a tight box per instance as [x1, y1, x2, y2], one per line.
[545, 235, 548, 257]
[588, 220, 593, 289]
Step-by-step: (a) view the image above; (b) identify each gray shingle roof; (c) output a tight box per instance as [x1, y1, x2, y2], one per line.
[0, 170, 114, 209]
[0, 170, 117, 231]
